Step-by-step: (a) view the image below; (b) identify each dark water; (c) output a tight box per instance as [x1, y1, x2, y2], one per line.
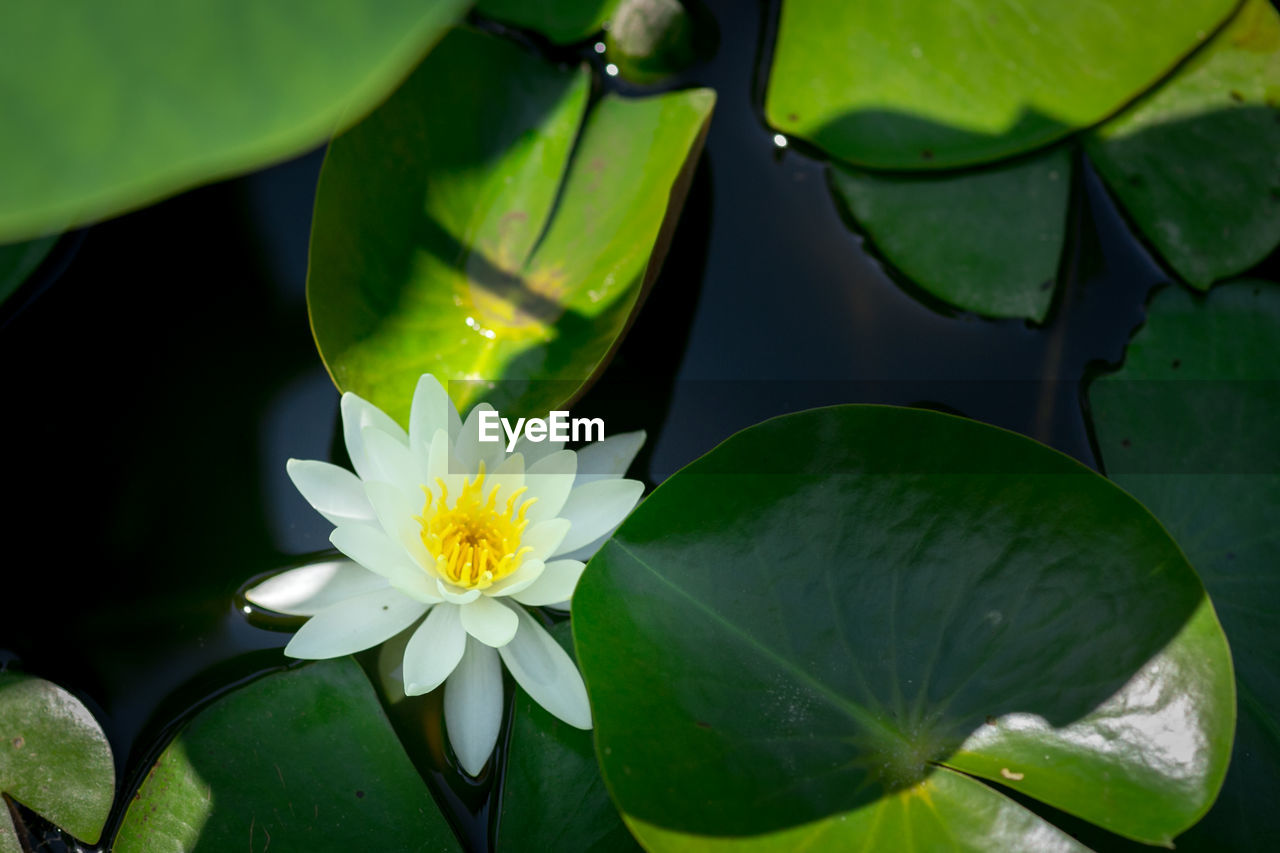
[0, 0, 1274, 850]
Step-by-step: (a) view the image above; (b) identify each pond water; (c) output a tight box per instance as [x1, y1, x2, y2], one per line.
[1, 1, 1274, 850]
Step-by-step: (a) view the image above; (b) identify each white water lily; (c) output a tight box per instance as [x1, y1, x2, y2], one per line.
[247, 375, 645, 775]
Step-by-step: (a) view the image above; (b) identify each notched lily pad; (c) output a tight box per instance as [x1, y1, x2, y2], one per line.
[308, 27, 715, 424]
[1086, 0, 1280, 288]
[0, 672, 114, 853]
[765, 0, 1236, 169]
[574, 405, 1234, 849]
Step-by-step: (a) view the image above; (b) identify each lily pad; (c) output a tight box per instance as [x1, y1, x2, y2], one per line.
[308, 27, 715, 424]
[1089, 280, 1280, 849]
[0, 236, 58, 307]
[0, 0, 469, 241]
[498, 620, 639, 851]
[1086, 0, 1280, 288]
[113, 658, 458, 852]
[0, 672, 114, 853]
[574, 405, 1234, 847]
[830, 146, 1071, 321]
[477, 0, 620, 44]
[764, 0, 1235, 169]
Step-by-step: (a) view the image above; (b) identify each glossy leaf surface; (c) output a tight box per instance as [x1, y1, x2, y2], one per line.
[575, 405, 1234, 847]
[1086, 0, 1280, 288]
[309, 27, 714, 424]
[0, 0, 469, 241]
[830, 146, 1070, 321]
[1090, 280, 1280, 849]
[477, 0, 620, 44]
[498, 621, 638, 852]
[0, 673, 114, 853]
[765, 0, 1235, 169]
[113, 658, 458, 852]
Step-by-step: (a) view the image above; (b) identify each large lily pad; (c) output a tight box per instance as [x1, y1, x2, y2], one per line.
[0, 672, 114, 853]
[764, 0, 1235, 169]
[477, 0, 620, 44]
[0, 236, 57, 307]
[113, 658, 458, 852]
[498, 620, 639, 851]
[0, 0, 469, 241]
[830, 146, 1070, 321]
[574, 405, 1234, 848]
[308, 27, 714, 424]
[1086, 0, 1280, 288]
[1089, 280, 1280, 849]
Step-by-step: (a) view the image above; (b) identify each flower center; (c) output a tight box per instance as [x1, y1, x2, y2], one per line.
[416, 462, 535, 590]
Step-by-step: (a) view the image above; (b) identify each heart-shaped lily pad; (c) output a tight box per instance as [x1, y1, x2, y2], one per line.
[308, 27, 714, 424]
[830, 146, 1071, 321]
[113, 658, 458, 852]
[765, 0, 1235, 169]
[0, 672, 114, 853]
[477, 0, 620, 44]
[1089, 279, 1280, 849]
[574, 405, 1234, 848]
[1086, 0, 1280, 289]
[0, 0, 469, 241]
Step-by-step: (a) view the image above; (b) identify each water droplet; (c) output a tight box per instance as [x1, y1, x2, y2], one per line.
[593, 42, 606, 54]
[605, 63, 619, 77]
[773, 134, 788, 148]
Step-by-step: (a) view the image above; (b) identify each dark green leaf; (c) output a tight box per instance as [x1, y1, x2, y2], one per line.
[1086, 0, 1280, 288]
[605, 0, 698, 84]
[765, 0, 1235, 169]
[0, 672, 114, 852]
[0, 0, 469, 241]
[575, 405, 1234, 847]
[830, 147, 1070, 321]
[308, 27, 715, 424]
[1089, 279, 1280, 849]
[112, 658, 458, 853]
[0, 236, 58, 307]
[477, 0, 620, 44]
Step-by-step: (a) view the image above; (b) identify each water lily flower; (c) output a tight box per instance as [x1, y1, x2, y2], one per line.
[246, 375, 645, 775]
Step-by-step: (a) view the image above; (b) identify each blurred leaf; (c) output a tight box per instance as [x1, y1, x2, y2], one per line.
[113, 658, 458, 852]
[575, 405, 1234, 848]
[0, 236, 58, 307]
[0, 0, 470, 241]
[0, 672, 114, 852]
[308, 27, 714, 424]
[1090, 280, 1280, 849]
[477, 0, 620, 44]
[830, 146, 1070, 321]
[765, 0, 1235, 169]
[1086, 0, 1280, 288]
[605, 0, 697, 84]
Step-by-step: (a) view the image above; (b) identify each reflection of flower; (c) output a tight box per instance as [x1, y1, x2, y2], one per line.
[248, 375, 644, 775]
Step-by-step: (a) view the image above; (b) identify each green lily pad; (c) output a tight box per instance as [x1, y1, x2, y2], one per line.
[574, 405, 1234, 848]
[498, 620, 639, 852]
[113, 658, 458, 852]
[830, 146, 1070, 321]
[0, 672, 114, 853]
[0, 236, 57, 307]
[477, 0, 620, 44]
[308, 27, 715, 424]
[1086, 0, 1280, 289]
[1089, 280, 1280, 849]
[0, 0, 469, 241]
[764, 0, 1235, 169]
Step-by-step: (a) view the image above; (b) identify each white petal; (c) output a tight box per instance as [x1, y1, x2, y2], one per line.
[521, 518, 571, 561]
[341, 392, 407, 481]
[488, 451, 525, 500]
[409, 374, 461, 456]
[523, 450, 577, 523]
[436, 578, 482, 605]
[425, 428, 459, 492]
[286, 459, 376, 526]
[511, 560, 585, 607]
[364, 480, 433, 572]
[460, 596, 519, 647]
[246, 559, 387, 616]
[362, 425, 424, 500]
[455, 403, 505, 472]
[573, 430, 645, 487]
[499, 608, 591, 728]
[554, 479, 644, 555]
[444, 638, 504, 776]
[556, 529, 616, 564]
[330, 525, 437, 602]
[284, 587, 428, 659]
[512, 434, 565, 467]
[485, 559, 546, 598]
[402, 604, 465, 695]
